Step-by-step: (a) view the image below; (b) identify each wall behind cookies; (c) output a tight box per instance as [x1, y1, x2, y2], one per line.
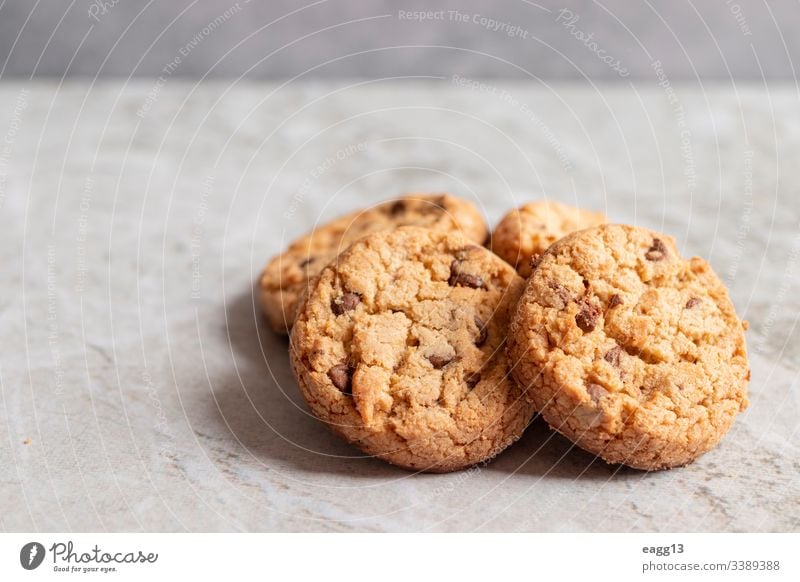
[1, 0, 798, 80]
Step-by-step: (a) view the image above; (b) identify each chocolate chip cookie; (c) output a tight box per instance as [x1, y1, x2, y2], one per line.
[260, 194, 488, 333]
[507, 224, 749, 470]
[491, 200, 606, 277]
[290, 227, 535, 472]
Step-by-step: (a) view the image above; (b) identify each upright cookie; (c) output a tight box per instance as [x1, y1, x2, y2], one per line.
[261, 194, 488, 333]
[507, 224, 749, 470]
[290, 227, 535, 472]
[491, 200, 606, 277]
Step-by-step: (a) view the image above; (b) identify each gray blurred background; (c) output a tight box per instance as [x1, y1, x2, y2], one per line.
[1, 0, 798, 80]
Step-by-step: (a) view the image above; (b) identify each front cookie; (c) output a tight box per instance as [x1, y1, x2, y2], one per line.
[491, 200, 606, 277]
[261, 194, 488, 334]
[507, 224, 749, 470]
[290, 227, 535, 472]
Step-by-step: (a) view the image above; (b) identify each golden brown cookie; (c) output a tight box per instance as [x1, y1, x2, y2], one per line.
[260, 194, 488, 333]
[507, 224, 749, 470]
[290, 227, 535, 472]
[491, 200, 606, 277]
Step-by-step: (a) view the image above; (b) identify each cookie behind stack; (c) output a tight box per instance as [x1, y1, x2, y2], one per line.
[259, 194, 487, 334]
[491, 200, 606, 277]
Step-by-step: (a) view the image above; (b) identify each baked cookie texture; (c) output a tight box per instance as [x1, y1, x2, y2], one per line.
[260, 194, 488, 334]
[491, 200, 606, 277]
[290, 227, 535, 472]
[507, 224, 749, 470]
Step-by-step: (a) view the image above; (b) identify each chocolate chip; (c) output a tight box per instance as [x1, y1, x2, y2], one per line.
[449, 271, 480, 288]
[608, 294, 623, 308]
[586, 383, 608, 402]
[645, 238, 668, 261]
[582, 279, 590, 289]
[465, 372, 481, 389]
[474, 316, 488, 347]
[389, 200, 406, 215]
[331, 292, 361, 315]
[427, 354, 454, 369]
[685, 297, 702, 309]
[575, 301, 600, 333]
[448, 260, 486, 289]
[548, 281, 571, 308]
[299, 257, 315, 268]
[328, 363, 352, 394]
[604, 345, 622, 368]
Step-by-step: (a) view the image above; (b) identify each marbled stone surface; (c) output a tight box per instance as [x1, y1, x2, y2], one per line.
[0, 81, 798, 532]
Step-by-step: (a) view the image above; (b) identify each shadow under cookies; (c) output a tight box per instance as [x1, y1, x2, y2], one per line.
[485, 417, 643, 481]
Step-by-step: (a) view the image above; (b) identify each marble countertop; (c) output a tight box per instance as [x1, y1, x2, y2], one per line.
[1, 80, 798, 532]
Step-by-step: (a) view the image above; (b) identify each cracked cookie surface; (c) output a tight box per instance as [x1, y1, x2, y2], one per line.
[507, 224, 749, 470]
[491, 200, 606, 277]
[260, 194, 488, 333]
[290, 226, 535, 472]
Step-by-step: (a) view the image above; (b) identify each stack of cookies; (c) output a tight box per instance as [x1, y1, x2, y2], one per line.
[260, 194, 750, 473]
